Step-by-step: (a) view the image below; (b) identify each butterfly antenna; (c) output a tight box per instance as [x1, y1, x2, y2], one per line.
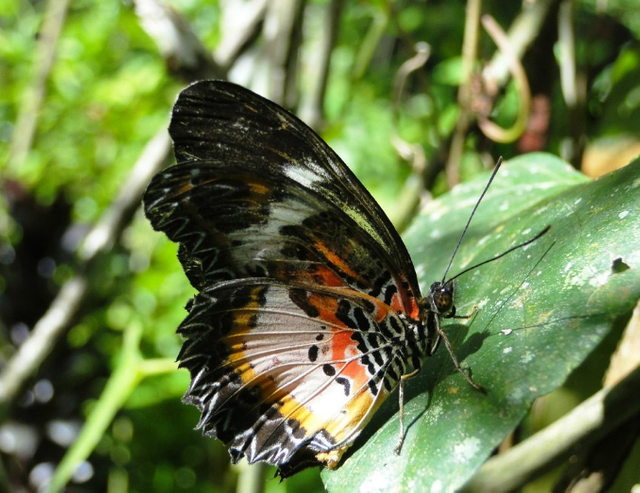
[447, 225, 551, 283]
[440, 157, 504, 283]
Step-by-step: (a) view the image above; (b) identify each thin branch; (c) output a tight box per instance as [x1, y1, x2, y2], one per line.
[477, 15, 531, 143]
[0, 276, 87, 412]
[352, 9, 388, 82]
[257, 0, 306, 104]
[389, 42, 431, 231]
[605, 300, 640, 387]
[483, 0, 561, 88]
[134, 0, 225, 80]
[47, 322, 144, 493]
[80, 131, 172, 261]
[446, 0, 482, 187]
[463, 363, 640, 492]
[235, 461, 266, 493]
[7, 0, 71, 171]
[554, 300, 640, 491]
[557, 0, 586, 167]
[299, 0, 344, 130]
[215, 0, 269, 71]
[392, 42, 431, 113]
[446, 0, 559, 182]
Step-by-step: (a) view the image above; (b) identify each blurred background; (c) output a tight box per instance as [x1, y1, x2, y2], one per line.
[1, 0, 640, 492]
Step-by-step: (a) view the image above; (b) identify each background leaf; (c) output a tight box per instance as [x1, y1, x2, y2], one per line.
[323, 154, 640, 491]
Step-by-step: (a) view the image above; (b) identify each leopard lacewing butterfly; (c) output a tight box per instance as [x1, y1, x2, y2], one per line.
[143, 80, 547, 478]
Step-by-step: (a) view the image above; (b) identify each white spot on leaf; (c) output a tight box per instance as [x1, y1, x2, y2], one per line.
[431, 479, 444, 492]
[454, 437, 481, 463]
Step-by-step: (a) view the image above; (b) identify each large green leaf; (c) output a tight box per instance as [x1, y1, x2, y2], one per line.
[323, 153, 640, 492]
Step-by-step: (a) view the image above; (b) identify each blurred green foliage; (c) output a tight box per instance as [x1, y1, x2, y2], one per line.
[1, 0, 640, 492]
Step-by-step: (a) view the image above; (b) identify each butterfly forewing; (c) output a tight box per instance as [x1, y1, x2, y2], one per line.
[143, 81, 428, 475]
[160, 80, 421, 314]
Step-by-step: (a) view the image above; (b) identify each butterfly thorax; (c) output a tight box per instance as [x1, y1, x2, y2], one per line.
[415, 279, 457, 359]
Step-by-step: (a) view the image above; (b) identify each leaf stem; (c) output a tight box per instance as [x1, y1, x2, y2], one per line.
[463, 363, 640, 492]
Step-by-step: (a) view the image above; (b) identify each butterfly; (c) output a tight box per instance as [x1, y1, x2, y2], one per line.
[143, 80, 542, 478]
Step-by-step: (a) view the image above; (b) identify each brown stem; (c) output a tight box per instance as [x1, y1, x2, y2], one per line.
[446, 0, 482, 187]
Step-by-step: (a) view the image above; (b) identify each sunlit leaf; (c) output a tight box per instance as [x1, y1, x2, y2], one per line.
[324, 153, 640, 491]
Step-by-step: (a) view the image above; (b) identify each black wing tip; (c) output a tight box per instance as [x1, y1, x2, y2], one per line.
[173, 79, 259, 114]
[168, 80, 270, 163]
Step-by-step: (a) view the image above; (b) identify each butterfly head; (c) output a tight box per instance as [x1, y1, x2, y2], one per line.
[427, 279, 456, 318]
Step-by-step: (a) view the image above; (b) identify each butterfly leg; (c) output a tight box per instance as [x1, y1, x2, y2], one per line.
[437, 325, 486, 394]
[394, 368, 420, 454]
[444, 305, 479, 320]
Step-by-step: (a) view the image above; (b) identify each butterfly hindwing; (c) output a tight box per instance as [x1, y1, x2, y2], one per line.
[176, 279, 419, 471]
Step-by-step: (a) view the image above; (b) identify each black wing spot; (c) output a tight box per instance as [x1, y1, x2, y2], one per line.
[336, 300, 357, 330]
[315, 333, 324, 341]
[384, 284, 397, 305]
[371, 349, 384, 367]
[368, 379, 379, 396]
[308, 345, 319, 362]
[389, 316, 402, 335]
[353, 306, 370, 332]
[335, 377, 351, 397]
[323, 364, 336, 377]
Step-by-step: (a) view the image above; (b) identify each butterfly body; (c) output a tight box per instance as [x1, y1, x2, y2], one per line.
[144, 81, 448, 476]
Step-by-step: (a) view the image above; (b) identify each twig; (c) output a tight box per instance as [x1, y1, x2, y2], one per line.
[0, 276, 87, 411]
[483, 0, 560, 87]
[6, 0, 71, 172]
[477, 15, 531, 143]
[79, 130, 172, 261]
[390, 42, 431, 176]
[352, 9, 388, 83]
[257, 0, 306, 104]
[215, 0, 269, 70]
[45, 323, 144, 493]
[446, 0, 482, 187]
[557, 0, 586, 167]
[235, 461, 267, 493]
[463, 363, 640, 492]
[605, 300, 640, 387]
[389, 43, 431, 231]
[392, 42, 431, 113]
[134, 0, 225, 80]
[299, 0, 344, 130]
[554, 300, 640, 491]
[447, 0, 559, 182]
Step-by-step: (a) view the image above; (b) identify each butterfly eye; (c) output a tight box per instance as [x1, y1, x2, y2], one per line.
[429, 281, 455, 315]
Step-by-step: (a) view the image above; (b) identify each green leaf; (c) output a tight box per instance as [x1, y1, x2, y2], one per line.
[323, 153, 640, 491]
